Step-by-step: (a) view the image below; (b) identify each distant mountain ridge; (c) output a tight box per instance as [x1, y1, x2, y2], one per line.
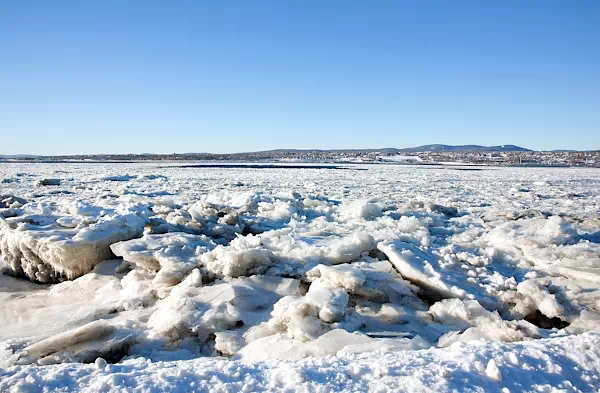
[257, 144, 531, 154]
[401, 144, 530, 152]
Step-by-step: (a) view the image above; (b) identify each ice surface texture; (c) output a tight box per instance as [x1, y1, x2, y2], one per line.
[0, 162, 599, 392]
[0, 202, 148, 282]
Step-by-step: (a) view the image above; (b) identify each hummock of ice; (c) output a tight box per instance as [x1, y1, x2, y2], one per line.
[1, 163, 600, 392]
[0, 201, 149, 282]
[111, 233, 217, 287]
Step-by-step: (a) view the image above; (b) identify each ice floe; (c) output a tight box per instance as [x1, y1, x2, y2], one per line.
[0, 162, 599, 391]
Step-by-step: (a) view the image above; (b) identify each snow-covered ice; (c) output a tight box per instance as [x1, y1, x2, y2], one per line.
[0, 161, 599, 392]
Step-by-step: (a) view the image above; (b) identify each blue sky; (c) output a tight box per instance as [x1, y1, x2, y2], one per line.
[1, 1, 599, 154]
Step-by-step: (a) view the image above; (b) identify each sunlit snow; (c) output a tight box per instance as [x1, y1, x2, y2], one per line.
[0, 162, 599, 392]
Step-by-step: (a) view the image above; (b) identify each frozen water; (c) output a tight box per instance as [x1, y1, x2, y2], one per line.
[0, 201, 148, 282]
[0, 161, 599, 391]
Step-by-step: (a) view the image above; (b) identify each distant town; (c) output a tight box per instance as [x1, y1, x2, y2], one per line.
[1, 145, 599, 168]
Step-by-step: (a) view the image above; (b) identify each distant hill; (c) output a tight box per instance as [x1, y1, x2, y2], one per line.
[397, 144, 531, 152]
[257, 145, 531, 154]
[0, 145, 554, 158]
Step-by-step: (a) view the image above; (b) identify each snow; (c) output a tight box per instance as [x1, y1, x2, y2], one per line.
[1, 333, 599, 392]
[377, 155, 423, 162]
[516, 279, 565, 319]
[200, 234, 273, 278]
[111, 233, 217, 287]
[485, 359, 503, 381]
[0, 161, 599, 391]
[430, 299, 540, 346]
[378, 241, 463, 300]
[0, 202, 148, 282]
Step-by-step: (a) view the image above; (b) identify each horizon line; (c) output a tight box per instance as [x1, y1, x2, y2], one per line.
[3, 146, 600, 157]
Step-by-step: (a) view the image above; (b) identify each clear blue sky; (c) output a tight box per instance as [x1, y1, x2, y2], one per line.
[1, 0, 599, 154]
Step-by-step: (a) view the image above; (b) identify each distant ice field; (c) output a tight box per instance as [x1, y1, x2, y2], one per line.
[0, 162, 599, 392]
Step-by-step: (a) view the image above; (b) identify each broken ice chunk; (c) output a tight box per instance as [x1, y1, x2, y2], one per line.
[200, 234, 272, 278]
[19, 320, 134, 365]
[516, 279, 565, 319]
[430, 299, 540, 346]
[111, 233, 217, 287]
[306, 280, 349, 323]
[148, 276, 300, 344]
[0, 195, 27, 209]
[378, 241, 465, 300]
[0, 206, 148, 283]
[306, 261, 421, 305]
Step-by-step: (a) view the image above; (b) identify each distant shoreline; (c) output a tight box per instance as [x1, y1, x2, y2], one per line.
[0, 158, 589, 169]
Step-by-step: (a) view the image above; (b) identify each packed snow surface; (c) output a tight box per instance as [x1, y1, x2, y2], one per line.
[1, 162, 599, 392]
